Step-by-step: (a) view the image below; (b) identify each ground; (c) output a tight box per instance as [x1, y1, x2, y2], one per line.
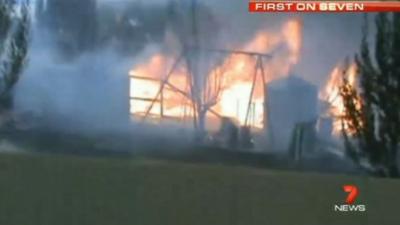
[0, 153, 399, 225]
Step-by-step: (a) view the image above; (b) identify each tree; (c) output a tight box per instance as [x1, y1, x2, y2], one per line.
[0, 1, 30, 110]
[340, 13, 400, 177]
[168, 0, 222, 142]
[36, 0, 97, 60]
[113, 2, 168, 55]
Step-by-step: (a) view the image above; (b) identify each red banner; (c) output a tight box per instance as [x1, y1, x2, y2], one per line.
[249, 1, 400, 13]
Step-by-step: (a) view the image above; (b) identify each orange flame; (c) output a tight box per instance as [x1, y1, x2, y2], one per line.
[320, 62, 359, 135]
[129, 18, 303, 128]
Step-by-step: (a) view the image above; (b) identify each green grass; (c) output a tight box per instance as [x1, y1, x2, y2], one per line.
[0, 153, 399, 225]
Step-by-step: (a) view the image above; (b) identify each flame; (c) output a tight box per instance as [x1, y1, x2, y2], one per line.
[320, 62, 359, 135]
[129, 18, 303, 128]
[282, 18, 302, 65]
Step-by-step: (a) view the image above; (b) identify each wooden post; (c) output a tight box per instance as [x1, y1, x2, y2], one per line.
[160, 81, 164, 118]
[244, 56, 260, 126]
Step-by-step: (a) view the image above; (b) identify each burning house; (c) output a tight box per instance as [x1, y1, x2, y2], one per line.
[265, 75, 318, 152]
[128, 18, 303, 131]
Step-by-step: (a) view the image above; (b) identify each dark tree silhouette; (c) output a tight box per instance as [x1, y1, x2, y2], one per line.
[0, 1, 30, 110]
[340, 13, 400, 177]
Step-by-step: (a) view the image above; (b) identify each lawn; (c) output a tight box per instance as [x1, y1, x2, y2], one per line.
[0, 153, 399, 225]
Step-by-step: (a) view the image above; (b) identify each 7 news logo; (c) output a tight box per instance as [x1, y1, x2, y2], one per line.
[334, 185, 366, 212]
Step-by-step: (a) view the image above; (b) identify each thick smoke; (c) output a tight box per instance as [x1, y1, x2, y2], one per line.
[15, 1, 155, 133]
[14, 35, 132, 133]
[12, 0, 365, 142]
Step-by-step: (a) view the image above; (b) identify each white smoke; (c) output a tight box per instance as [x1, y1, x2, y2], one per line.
[13, 26, 134, 133]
